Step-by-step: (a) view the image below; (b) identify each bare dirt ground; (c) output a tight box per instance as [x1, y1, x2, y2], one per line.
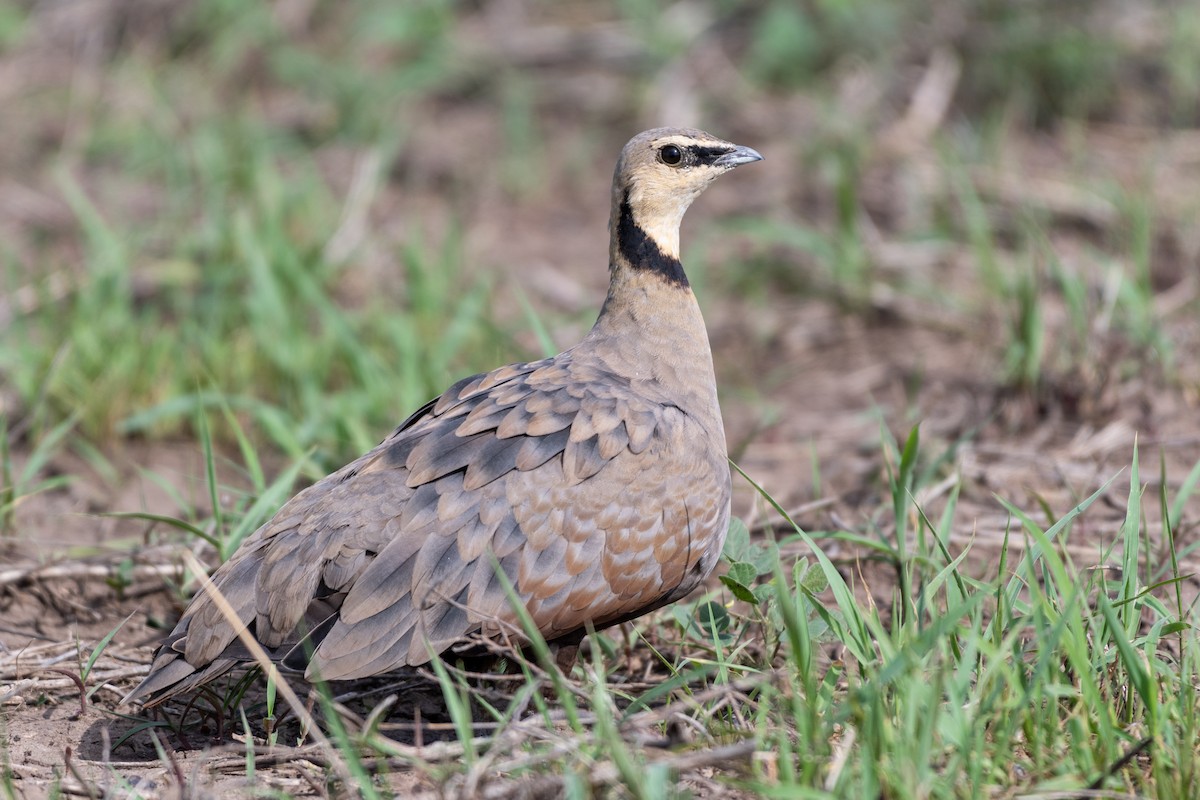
[2, 2, 1200, 797]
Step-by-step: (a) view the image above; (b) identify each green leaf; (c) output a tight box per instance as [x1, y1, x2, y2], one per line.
[720, 560, 760, 602]
[671, 604, 693, 631]
[727, 560, 758, 587]
[747, 543, 777, 576]
[693, 600, 732, 642]
[723, 517, 751, 561]
[720, 575, 759, 604]
[752, 582, 777, 605]
[796, 557, 828, 595]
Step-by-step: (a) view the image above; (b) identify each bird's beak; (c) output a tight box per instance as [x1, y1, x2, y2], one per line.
[713, 144, 764, 169]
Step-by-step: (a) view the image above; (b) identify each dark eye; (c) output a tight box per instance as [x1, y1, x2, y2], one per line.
[659, 144, 683, 166]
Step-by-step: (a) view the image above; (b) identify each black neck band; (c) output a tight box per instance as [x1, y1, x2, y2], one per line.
[616, 191, 688, 287]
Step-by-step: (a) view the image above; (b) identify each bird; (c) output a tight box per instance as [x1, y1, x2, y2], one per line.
[126, 127, 763, 706]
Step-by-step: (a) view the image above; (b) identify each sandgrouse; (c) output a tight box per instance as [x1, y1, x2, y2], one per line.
[127, 127, 763, 705]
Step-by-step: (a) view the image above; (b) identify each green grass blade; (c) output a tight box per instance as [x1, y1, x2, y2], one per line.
[486, 551, 581, 731]
[197, 405, 224, 551]
[83, 611, 135, 683]
[1169, 455, 1200, 534]
[101, 511, 221, 549]
[732, 460, 873, 663]
[1119, 442, 1143, 638]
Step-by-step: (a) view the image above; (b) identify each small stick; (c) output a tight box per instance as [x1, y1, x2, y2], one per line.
[0, 562, 184, 587]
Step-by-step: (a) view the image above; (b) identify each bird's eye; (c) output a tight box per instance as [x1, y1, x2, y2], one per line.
[659, 145, 683, 166]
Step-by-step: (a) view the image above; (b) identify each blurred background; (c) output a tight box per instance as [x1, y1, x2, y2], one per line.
[1, 0, 1199, 575]
[5, 4, 1200, 792]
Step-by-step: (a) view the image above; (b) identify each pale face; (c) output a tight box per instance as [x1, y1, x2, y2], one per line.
[613, 128, 762, 257]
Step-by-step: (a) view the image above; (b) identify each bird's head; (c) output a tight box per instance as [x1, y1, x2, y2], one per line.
[611, 127, 762, 266]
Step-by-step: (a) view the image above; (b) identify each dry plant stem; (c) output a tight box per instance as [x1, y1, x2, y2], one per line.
[47, 667, 87, 714]
[63, 746, 100, 800]
[0, 642, 84, 671]
[469, 740, 757, 800]
[1086, 736, 1154, 791]
[0, 562, 183, 587]
[381, 668, 760, 786]
[2, 666, 148, 688]
[0, 624, 57, 641]
[153, 729, 189, 794]
[0, 632, 151, 705]
[749, 497, 837, 534]
[331, 677, 430, 704]
[374, 716, 545, 765]
[875, 47, 961, 158]
[187, 739, 466, 777]
[624, 677, 765, 729]
[825, 725, 856, 791]
[323, 146, 385, 265]
[177, 550, 356, 787]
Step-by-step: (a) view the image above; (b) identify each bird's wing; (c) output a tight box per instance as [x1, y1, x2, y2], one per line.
[136, 353, 727, 697]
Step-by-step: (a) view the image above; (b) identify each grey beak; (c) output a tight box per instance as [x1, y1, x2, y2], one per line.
[713, 144, 764, 169]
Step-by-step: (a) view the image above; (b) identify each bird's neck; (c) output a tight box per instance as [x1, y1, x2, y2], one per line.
[584, 195, 720, 422]
[608, 188, 688, 288]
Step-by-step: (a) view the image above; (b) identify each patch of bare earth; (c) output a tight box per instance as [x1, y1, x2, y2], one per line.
[731, 125, 1200, 608]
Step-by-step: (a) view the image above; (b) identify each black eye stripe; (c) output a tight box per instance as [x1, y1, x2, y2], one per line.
[655, 142, 734, 166]
[690, 145, 734, 165]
